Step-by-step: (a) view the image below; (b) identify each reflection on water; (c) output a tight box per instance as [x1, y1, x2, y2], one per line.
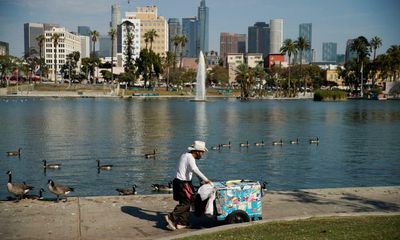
[0, 98, 399, 199]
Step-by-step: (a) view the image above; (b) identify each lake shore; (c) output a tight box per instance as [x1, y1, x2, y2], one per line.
[1, 186, 398, 240]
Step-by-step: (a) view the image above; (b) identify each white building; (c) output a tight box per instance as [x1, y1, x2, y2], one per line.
[226, 53, 244, 84]
[269, 19, 283, 54]
[80, 36, 90, 58]
[44, 27, 81, 81]
[246, 53, 264, 68]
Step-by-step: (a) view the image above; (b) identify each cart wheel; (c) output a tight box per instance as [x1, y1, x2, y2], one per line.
[226, 210, 250, 224]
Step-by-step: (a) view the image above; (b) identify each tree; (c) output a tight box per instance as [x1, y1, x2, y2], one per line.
[163, 51, 175, 91]
[386, 45, 400, 81]
[35, 34, 45, 82]
[62, 51, 80, 85]
[135, 49, 162, 89]
[370, 36, 382, 61]
[294, 36, 310, 95]
[122, 21, 136, 73]
[172, 35, 181, 69]
[351, 36, 370, 96]
[280, 38, 297, 95]
[108, 28, 116, 83]
[90, 30, 100, 58]
[179, 35, 188, 70]
[208, 65, 229, 86]
[235, 63, 255, 99]
[144, 29, 158, 51]
[51, 33, 61, 83]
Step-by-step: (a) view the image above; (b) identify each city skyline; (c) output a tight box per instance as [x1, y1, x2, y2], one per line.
[0, 0, 399, 60]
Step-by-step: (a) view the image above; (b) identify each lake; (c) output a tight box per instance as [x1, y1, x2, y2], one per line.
[0, 97, 399, 199]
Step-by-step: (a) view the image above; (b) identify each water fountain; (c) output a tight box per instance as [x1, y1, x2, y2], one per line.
[192, 51, 207, 102]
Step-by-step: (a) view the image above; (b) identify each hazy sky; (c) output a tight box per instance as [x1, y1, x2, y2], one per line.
[0, 0, 399, 60]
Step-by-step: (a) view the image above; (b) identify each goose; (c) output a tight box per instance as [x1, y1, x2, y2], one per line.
[96, 160, 113, 170]
[25, 188, 45, 200]
[7, 148, 21, 157]
[221, 141, 231, 148]
[42, 159, 61, 169]
[211, 144, 221, 150]
[272, 139, 283, 145]
[145, 149, 156, 159]
[47, 179, 74, 202]
[152, 181, 173, 192]
[6, 170, 34, 201]
[116, 185, 137, 195]
[239, 141, 250, 147]
[309, 137, 320, 144]
[290, 138, 300, 144]
[255, 140, 265, 146]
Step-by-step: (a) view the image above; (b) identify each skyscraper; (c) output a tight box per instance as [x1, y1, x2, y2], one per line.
[182, 17, 199, 57]
[198, 0, 209, 55]
[99, 36, 112, 57]
[248, 22, 270, 57]
[322, 42, 337, 62]
[299, 23, 312, 63]
[111, 4, 121, 58]
[270, 19, 283, 54]
[220, 32, 246, 62]
[0, 41, 9, 56]
[24, 23, 59, 56]
[78, 26, 91, 37]
[168, 18, 181, 55]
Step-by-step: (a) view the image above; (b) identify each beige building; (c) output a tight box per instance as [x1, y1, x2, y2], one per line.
[226, 53, 244, 84]
[125, 6, 168, 57]
[247, 53, 264, 68]
[325, 69, 344, 86]
[44, 27, 81, 81]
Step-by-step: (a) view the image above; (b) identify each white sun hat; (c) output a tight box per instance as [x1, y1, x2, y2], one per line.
[187, 140, 208, 152]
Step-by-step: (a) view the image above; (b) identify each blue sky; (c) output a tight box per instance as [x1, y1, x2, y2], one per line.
[0, 0, 399, 60]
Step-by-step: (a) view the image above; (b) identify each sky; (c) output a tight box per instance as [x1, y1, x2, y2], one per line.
[0, 0, 399, 61]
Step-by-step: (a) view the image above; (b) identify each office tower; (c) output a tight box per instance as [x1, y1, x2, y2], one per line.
[299, 23, 312, 63]
[198, 0, 209, 55]
[168, 18, 181, 55]
[99, 36, 112, 57]
[270, 19, 283, 54]
[248, 22, 270, 57]
[111, 4, 121, 58]
[125, 6, 168, 56]
[24, 23, 60, 56]
[345, 39, 358, 63]
[44, 27, 81, 81]
[220, 32, 246, 61]
[182, 17, 199, 57]
[322, 42, 337, 62]
[78, 26, 91, 37]
[0, 41, 9, 56]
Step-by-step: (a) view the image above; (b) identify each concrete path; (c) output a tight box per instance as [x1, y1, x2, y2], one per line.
[0, 186, 399, 240]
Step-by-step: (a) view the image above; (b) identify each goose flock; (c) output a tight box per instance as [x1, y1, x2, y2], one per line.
[211, 137, 320, 150]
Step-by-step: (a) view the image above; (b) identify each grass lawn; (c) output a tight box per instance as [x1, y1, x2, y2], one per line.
[178, 215, 400, 240]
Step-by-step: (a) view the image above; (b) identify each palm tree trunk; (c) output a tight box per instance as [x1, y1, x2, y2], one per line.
[288, 55, 291, 97]
[54, 46, 57, 84]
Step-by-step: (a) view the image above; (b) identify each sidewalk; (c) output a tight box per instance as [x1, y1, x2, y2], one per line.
[0, 186, 399, 240]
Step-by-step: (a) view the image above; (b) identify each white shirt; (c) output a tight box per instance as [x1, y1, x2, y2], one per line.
[175, 152, 209, 182]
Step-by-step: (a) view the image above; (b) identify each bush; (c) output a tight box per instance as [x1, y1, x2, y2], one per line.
[314, 89, 347, 101]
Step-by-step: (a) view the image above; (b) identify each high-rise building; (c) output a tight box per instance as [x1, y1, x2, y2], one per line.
[345, 39, 358, 63]
[111, 4, 121, 58]
[168, 18, 181, 55]
[44, 27, 81, 81]
[80, 36, 90, 58]
[198, 0, 209, 55]
[24, 22, 59, 56]
[125, 6, 168, 57]
[182, 17, 199, 57]
[299, 23, 312, 63]
[248, 22, 270, 57]
[220, 32, 246, 62]
[322, 42, 337, 62]
[0, 41, 9, 56]
[270, 19, 283, 54]
[99, 36, 112, 57]
[78, 26, 91, 37]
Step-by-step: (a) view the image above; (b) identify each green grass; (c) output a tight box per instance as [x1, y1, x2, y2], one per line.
[314, 89, 347, 101]
[178, 215, 400, 240]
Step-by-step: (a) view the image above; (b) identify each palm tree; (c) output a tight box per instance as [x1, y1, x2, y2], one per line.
[351, 36, 370, 96]
[144, 29, 158, 51]
[108, 28, 116, 83]
[35, 34, 45, 82]
[90, 30, 99, 58]
[386, 45, 400, 81]
[51, 33, 61, 83]
[179, 35, 188, 70]
[370, 36, 382, 61]
[172, 35, 181, 69]
[280, 38, 297, 96]
[294, 37, 310, 95]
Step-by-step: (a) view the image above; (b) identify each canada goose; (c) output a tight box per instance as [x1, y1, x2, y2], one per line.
[25, 188, 45, 200]
[255, 140, 265, 146]
[42, 160, 61, 169]
[145, 149, 156, 159]
[6, 170, 33, 201]
[272, 139, 283, 145]
[152, 181, 173, 192]
[309, 137, 320, 144]
[116, 185, 137, 195]
[290, 138, 300, 144]
[47, 179, 74, 202]
[211, 144, 221, 150]
[96, 160, 113, 170]
[221, 141, 231, 148]
[7, 148, 21, 157]
[239, 141, 250, 147]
